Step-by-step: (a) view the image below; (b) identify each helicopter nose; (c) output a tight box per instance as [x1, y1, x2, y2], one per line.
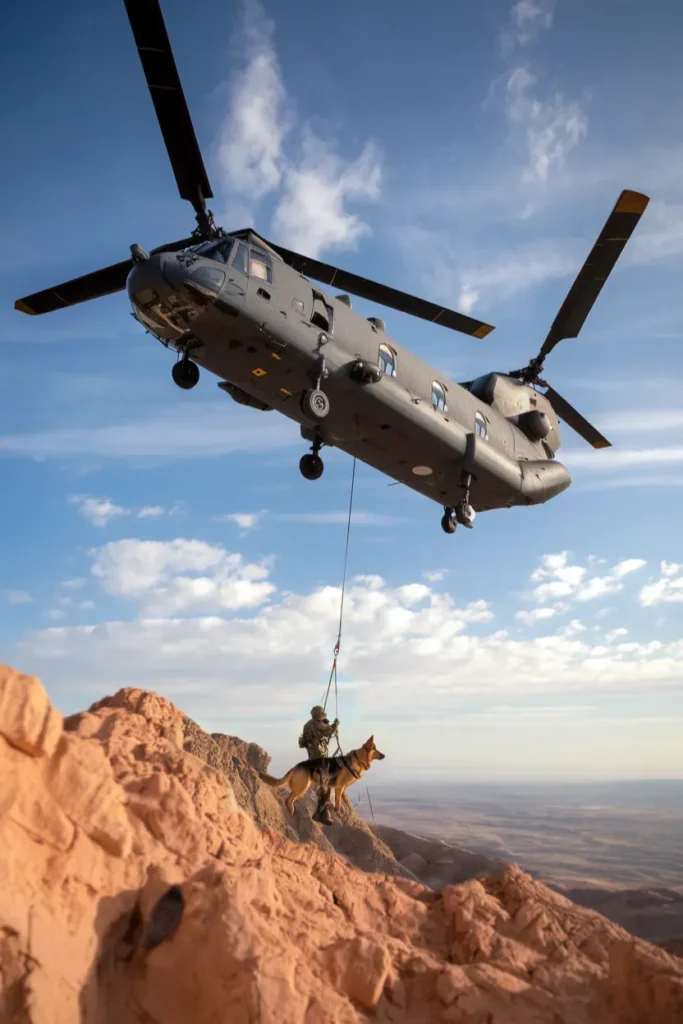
[126, 253, 174, 306]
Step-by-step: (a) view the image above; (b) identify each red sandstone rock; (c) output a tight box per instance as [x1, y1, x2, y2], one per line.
[0, 665, 682, 1023]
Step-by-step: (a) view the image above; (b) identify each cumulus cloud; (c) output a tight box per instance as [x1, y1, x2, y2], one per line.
[90, 538, 275, 616]
[216, 0, 382, 258]
[69, 495, 129, 528]
[639, 561, 683, 607]
[526, 551, 646, 608]
[16, 540, 683, 736]
[272, 135, 382, 257]
[515, 607, 556, 626]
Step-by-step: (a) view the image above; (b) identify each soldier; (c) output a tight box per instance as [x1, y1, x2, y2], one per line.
[299, 705, 339, 826]
[299, 705, 339, 759]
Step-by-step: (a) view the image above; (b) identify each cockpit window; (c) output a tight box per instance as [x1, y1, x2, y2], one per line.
[475, 411, 488, 439]
[232, 242, 249, 275]
[431, 381, 447, 412]
[378, 342, 397, 377]
[250, 247, 273, 283]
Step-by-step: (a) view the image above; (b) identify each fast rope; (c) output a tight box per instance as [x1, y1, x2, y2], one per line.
[321, 455, 357, 754]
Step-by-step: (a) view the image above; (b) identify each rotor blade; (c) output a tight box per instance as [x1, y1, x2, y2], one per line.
[259, 237, 494, 339]
[543, 385, 611, 449]
[123, 0, 213, 208]
[14, 236, 196, 315]
[539, 190, 649, 358]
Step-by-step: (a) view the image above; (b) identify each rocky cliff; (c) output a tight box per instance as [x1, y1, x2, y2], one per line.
[1, 663, 682, 1023]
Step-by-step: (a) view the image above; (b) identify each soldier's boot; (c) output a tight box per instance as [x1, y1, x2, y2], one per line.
[312, 788, 333, 826]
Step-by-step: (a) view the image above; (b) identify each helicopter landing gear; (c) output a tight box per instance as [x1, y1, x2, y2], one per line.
[300, 435, 325, 480]
[441, 509, 457, 534]
[172, 356, 200, 390]
[455, 471, 476, 529]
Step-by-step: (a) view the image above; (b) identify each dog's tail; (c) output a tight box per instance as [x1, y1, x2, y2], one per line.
[258, 769, 294, 789]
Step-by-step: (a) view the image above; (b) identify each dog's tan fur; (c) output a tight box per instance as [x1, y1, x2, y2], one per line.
[258, 736, 385, 815]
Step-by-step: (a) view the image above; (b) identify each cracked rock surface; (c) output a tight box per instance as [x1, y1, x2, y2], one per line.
[1, 663, 682, 1023]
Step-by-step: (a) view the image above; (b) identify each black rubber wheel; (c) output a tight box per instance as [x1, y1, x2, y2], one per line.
[301, 387, 330, 420]
[440, 513, 457, 535]
[172, 358, 200, 390]
[300, 453, 324, 480]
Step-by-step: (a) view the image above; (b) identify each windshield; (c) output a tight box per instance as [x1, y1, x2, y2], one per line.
[187, 238, 235, 262]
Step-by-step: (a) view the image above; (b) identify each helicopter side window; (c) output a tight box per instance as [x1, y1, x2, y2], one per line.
[378, 342, 397, 377]
[249, 248, 273, 283]
[231, 241, 249, 275]
[311, 289, 333, 333]
[431, 380, 447, 412]
[475, 411, 488, 439]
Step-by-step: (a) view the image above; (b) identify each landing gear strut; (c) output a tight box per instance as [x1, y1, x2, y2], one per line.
[441, 473, 476, 535]
[300, 435, 325, 480]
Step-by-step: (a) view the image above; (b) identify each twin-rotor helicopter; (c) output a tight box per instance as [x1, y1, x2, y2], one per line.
[15, 0, 650, 535]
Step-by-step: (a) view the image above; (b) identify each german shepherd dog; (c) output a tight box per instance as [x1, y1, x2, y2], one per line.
[258, 736, 385, 816]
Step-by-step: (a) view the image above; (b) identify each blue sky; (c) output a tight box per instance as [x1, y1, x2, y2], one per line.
[1, 0, 682, 781]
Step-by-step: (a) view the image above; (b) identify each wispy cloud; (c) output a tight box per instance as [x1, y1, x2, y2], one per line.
[596, 410, 683, 433]
[503, 66, 588, 185]
[500, 0, 554, 50]
[69, 494, 129, 528]
[274, 511, 405, 526]
[223, 512, 262, 531]
[2, 589, 33, 605]
[564, 446, 683, 470]
[216, 0, 382, 258]
[0, 402, 300, 459]
[138, 505, 165, 519]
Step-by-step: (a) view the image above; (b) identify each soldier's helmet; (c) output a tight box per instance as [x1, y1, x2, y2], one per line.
[310, 705, 325, 718]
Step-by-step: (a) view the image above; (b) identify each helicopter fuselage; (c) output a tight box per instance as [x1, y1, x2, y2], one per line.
[127, 231, 571, 516]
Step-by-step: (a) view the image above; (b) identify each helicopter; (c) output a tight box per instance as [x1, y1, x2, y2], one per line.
[15, 0, 650, 536]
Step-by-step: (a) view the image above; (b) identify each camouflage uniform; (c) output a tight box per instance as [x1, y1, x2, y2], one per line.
[299, 705, 339, 825]
[300, 705, 339, 759]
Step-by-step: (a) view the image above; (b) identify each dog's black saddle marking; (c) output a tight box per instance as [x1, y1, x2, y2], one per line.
[299, 754, 362, 782]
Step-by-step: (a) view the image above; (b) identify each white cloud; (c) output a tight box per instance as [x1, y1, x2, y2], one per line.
[275, 510, 403, 526]
[215, 0, 382, 260]
[2, 589, 33, 605]
[639, 562, 683, 607]
[597, 409, 683, 434]
[217, 0, 290, 200]
[605, 628, 628, 643]
[69, 495, 129, 528]
[47, 609, 65, 621]
[510, 0, 553, 44]
[504, 66, 588, 184]
[500, 0, 554, 51]
[90, 538, 275, 616]
[272, 135, 382, 258]
[612, 559, 647, 578]
[456, 237, 581, 312]
[17, 542, 683, 736]
[61, 578, 87, 591]
[138, 506, 165, 519]
[423, 569, 447, 583]
[516, 607, 556, 626]
[224, 512, 261, 530]
[563, 446, 683, 470]
[525, 551, 646, 609]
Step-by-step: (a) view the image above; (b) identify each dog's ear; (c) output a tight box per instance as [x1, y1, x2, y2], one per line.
[365, 735, 375, 749]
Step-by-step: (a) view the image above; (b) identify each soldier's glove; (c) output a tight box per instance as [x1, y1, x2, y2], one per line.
[332, 718, 339, 728]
